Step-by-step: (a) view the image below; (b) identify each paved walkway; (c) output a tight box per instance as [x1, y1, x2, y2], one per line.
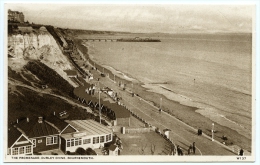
[89, 69, 237, 156]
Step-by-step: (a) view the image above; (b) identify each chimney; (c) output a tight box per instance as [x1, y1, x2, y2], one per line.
[38, 117, 43, 123]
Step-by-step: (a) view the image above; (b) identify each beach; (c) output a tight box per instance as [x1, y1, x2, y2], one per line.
[74, 33, 252, 152]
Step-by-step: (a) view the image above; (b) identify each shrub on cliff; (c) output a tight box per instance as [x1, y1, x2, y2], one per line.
[24, 60, 74, 97]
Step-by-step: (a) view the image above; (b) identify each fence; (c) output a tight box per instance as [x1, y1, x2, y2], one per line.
[230, 145, 250, 156]
[125, 127, 151, 134]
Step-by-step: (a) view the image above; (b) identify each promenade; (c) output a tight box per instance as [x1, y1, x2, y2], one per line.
[88, 68, 237, 156]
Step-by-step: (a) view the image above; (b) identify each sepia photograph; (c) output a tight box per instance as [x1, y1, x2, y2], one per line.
[3, 1, 258, 163]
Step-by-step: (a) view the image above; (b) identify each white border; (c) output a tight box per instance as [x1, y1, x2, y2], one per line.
[1, 0, 259, 164]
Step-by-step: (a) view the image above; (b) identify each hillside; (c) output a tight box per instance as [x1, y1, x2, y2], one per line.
[7, 25, 98, 126]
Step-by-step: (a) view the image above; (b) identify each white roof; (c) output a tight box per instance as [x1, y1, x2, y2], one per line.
[65, 120, 112, 136]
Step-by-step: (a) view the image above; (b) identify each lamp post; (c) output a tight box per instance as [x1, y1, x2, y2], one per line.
[160, 98, 162, 109]
[99, 90, 101, 124]
[212, 123, 214, 141]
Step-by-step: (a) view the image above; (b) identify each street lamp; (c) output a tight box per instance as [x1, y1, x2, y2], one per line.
[159, 98, 162, 114]
[160, 98, 162, 109]
[212, 123, 214, 141]
[99, 90, 101, 124]
[114, 74, 116, 83]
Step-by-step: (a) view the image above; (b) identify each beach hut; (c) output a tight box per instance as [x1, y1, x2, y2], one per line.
[163, 129, 171, 138]
[109, 145, 119, 156]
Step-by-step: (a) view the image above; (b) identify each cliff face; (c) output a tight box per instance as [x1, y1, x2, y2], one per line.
[8, 27, 52, 59]
[8, 26, 77, 87]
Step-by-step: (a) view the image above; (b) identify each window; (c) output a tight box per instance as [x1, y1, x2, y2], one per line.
[67, 138, 82, 148]
[19, 147, 24, 154]
[25, 146, 31, 154]
[106, 134, 112, 142]
[12, 148, 18, 155]
[78, 138, 82, 145]
[31, 139, 36, 148]
[46, 136, 58, 145]
[75, 139, 79, 146]
[83, 138, 91, 144]
[100, 136, 105, 143]
[93, 137, 99, 144]
[67, 140, 70, 147]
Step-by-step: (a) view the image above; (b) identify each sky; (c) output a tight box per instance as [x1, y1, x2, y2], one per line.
[6, 3, 254, 33]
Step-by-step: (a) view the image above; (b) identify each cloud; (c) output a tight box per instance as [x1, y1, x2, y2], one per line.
[6, 4, 253, 33]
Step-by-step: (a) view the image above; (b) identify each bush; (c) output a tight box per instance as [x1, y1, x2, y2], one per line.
[24, 61, 74, 97]
[75, 147, 86, 155]
[86, 148, 97, 155]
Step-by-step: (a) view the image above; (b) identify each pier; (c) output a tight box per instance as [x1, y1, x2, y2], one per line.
[83, 38, 161, 42]
[84, 39, 117, 42]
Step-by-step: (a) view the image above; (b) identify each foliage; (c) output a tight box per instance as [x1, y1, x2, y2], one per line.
[24, 60, 74, 97]
[86, 148, 97, 155]
[75, 147, 86, 155]
[45, 26, 63, 47]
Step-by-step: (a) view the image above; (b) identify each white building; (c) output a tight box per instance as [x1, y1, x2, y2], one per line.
[60, 120, 113, 153]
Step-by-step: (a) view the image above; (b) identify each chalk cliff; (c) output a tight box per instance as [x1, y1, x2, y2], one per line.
[8, 26, 77, 87]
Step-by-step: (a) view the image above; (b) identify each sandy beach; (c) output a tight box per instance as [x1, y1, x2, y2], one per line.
[74, 37, 251, 153]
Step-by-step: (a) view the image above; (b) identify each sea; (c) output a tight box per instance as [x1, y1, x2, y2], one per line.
[85, 33, 252, 140]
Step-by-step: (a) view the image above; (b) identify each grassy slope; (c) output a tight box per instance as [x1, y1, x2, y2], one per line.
[8, 85, 96, 125]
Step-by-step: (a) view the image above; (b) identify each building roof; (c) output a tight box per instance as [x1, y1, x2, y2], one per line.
[64, 70, 77, 77]
[63, 120, 112, 138]
[163, 129, 171, 132]
[45, 115, 69, 132]
[16, 117, 60, 138]
[109, 144, 118, 151]
[8, 127, 22, 148]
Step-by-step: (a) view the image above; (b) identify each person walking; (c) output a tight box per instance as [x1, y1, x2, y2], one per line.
[189, 144, 193, 154]
[187, 146, 191, 155]
[192, 142, 196, 154]
[177, 145, 181, 156]
[239, 149, 244, 156]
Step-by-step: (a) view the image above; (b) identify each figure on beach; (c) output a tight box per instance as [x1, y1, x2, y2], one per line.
[193, 142, 196, 154]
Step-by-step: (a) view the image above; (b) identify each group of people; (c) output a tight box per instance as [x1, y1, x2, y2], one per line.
[176, 142, 196, 156]
[187, 142, 196, 155]
[85, 84, 96, 95]
[197, 128, 203, 136]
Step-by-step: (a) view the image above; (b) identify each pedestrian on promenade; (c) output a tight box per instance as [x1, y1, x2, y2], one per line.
[193, 142, 196, 154]
[239, 149, 244, 156]
[188, 144, 193, 155]
[177, 145, 180, 155]
[179, 148, 183, 156]
[187, 146, 191, 155]
[197, 128, 202, 136]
